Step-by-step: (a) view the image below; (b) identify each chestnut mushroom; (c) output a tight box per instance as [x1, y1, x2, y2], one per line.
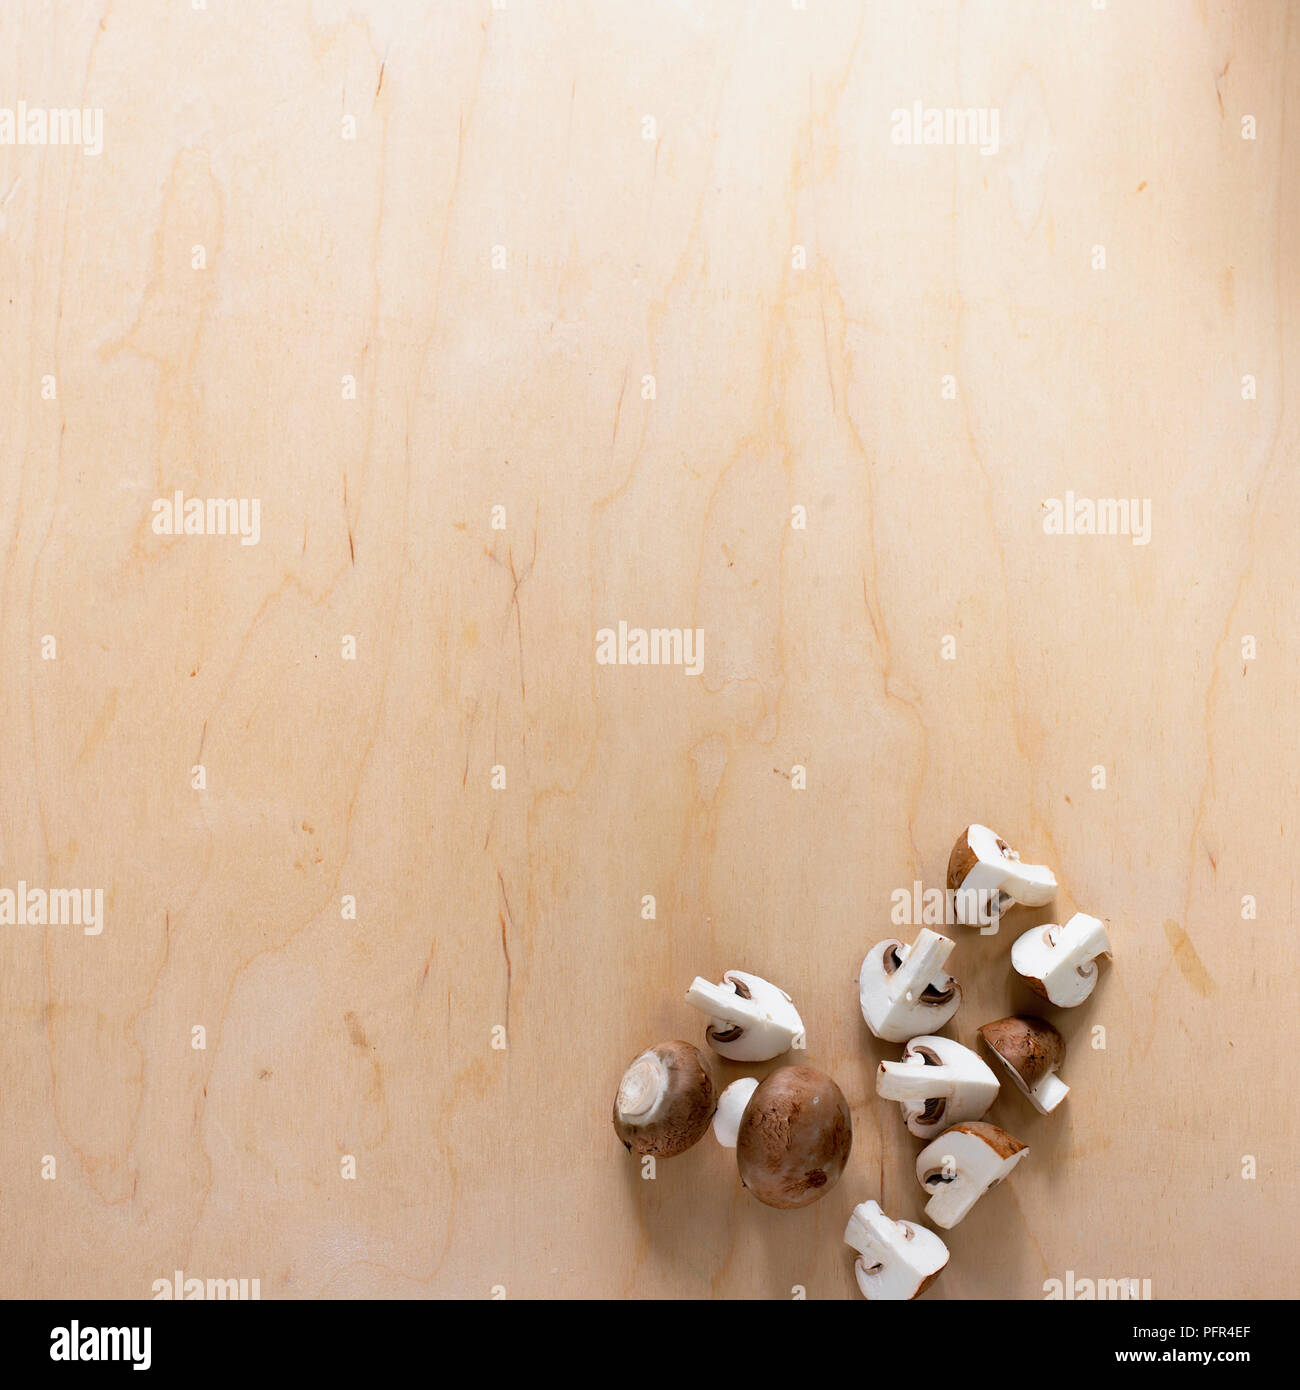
[612, 1041, 715, 1157]
[915, 1120, 1028, 1229]
[876, 1035, 1000, 1138]
[684, 969, 804, 1061]
[1011, 912, 1112, 1007]
[947, 824, 1057, 929]
[859, 928, 962, 1042]
[844, 1200, 950, 1300]
[727, 1065, 852, 1209]
[978, 1015, 1069, 1113]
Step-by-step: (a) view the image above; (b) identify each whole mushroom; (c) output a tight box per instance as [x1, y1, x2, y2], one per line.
[715, 1064, 852, 1209]
[978, 1015, 1069, 1113]
[612, 1041, 716, 1157]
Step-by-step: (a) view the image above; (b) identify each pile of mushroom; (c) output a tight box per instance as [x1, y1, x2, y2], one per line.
[843, 826, 1113, 1298]
[611, 824, 1114, 1300]
[612, 969, 853, 1210]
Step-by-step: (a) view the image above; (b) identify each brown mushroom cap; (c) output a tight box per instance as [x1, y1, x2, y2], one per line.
[946, 828, 978, 891]
[1021, 973, 1052, 1003]
[978, 1016, 1065, 1087]
[946, 825, 1011, 891]
[612, 1041, 715, 1157]
[735, 1065, 852, 1209]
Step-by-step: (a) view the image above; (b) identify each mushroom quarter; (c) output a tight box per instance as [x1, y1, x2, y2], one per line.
[684, 969, 805, 1062]
[1011, 912, 1112, 1007]
[612, 1041, 716, 1157]
[859, 929, 962, 1042]
[979, 1016, 1064, 1088]
[915, 1120, 1029, 1228]
[735, 1064, 852, 1209]
[876, 1034, 1000, 1138]
[978, 1015, 1070, 1113]
[945, 824, 1058, 927]
[845, 1200, 950, 1301]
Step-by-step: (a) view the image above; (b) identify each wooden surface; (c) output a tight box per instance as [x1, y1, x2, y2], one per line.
[1, 0, 1297, 1300]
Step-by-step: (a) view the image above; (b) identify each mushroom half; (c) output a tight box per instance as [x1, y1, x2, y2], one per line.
[915, 1120, 1029, 1229]
[978, 1015, 1069, 1113]
[723, 1065, 852, 1209]
[612, 1041, 716, 1157]
[947, 824, 1057, 928]
[844, 1200, 949, 1301]
[859, 928, 962, 1043]
[1011, 912, 1112, 1007]
[876, 1035, 1000, 1139]
[684, 969, 804, 1062]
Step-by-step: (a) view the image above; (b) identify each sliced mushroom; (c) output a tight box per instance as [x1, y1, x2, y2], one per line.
[733, 1065, 852, 1209]
[844, 1200, 949, 1300]
[978, 1015, 1069, 1113]
[1011, 912, 1112, 1007]
[684, 970, 804, 1061]
[947, 824, 1057, 928]
[876, 1035, 1000, 1139]
[915, 1120, 1028, 1229]
[859, 928, 961, 1042]
[612, 1041, 715, 1157]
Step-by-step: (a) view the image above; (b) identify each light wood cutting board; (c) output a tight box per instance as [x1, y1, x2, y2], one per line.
[1, 0, 1296, 1299]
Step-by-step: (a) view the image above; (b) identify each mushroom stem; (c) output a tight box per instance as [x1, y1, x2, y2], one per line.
[1033, 1072, 1070, 1111]
[888, 929, 953, 1004]
[615, 1054, 667, 1122]
[844, 1202, 901, 1265]
[1061, 914, 1112, 969]
[1013, 862, 1057, 896]
[712, 1076, 759, 1148]
[876, 1056, 958, 1102]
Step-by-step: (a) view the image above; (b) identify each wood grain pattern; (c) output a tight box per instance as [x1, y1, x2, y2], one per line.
[1, 0, 1296, 1300]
